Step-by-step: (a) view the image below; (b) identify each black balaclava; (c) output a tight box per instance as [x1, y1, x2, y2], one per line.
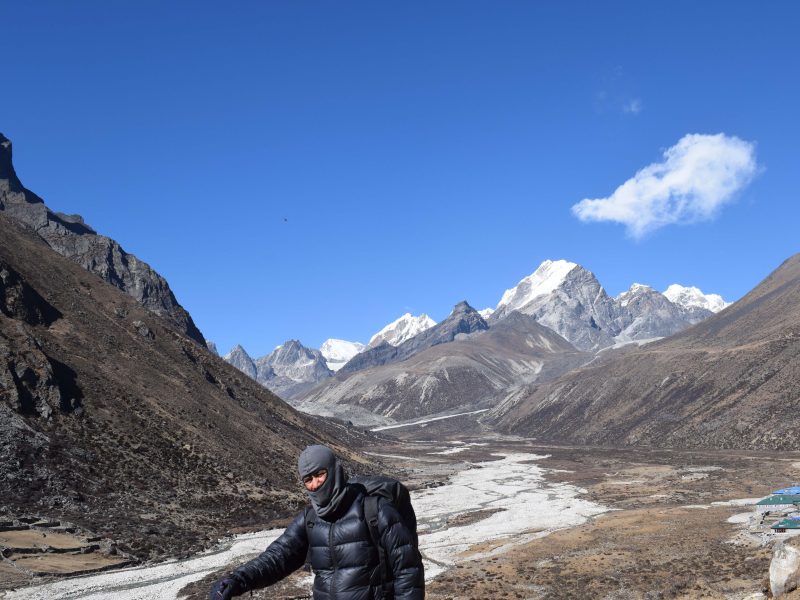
[297, 445, 352, 520]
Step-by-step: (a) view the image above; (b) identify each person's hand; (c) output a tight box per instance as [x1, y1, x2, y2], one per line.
[209, 575, 243, 600]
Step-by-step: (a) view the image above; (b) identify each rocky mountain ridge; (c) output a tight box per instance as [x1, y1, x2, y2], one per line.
[0, 133, 206, 345]
[338, 301, 488, 375]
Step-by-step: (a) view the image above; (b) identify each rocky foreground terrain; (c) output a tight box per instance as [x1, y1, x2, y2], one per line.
[0, 211, 376, 574]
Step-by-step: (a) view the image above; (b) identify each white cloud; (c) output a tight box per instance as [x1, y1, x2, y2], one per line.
[571, 133, 758, 238]
[623, 98, 642, 114]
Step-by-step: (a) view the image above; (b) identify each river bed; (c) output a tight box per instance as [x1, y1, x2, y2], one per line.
[4, 450, 607, 599]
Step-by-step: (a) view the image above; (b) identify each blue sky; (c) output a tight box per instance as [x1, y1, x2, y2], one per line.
[2, 2, 799, 356]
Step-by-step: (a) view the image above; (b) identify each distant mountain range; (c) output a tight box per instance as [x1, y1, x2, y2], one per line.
[223, 259, 729, 415]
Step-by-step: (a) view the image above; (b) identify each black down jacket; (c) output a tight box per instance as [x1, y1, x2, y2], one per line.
[232, 488, 424, 600]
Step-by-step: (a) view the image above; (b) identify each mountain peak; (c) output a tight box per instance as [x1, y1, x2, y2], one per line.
[223, 345, 256, 379]
[320, 338, 365, 372]
[663, 284, 730, 313]
[0, 132, 22, 187]
[368, 312, 437, 347]
[496, 259, 579, 313]
[451, 300, 476, 314]
[616, 283, 656, 307]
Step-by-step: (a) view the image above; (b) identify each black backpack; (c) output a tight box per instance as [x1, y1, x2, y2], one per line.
[304, 475, 419, 587]
[352, 475, 420, 591]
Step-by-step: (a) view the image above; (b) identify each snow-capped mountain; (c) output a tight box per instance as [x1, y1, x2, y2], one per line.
[254, 340, 332, 400]
[613, 283, 712, 342]
[320, 338, 366, 372]
[491, 260, 728, 351]
[663, 284, 730, 313]
[492, 261, 619, 350]
[223, 344, 257, 379]
[368, 313, 437, 348]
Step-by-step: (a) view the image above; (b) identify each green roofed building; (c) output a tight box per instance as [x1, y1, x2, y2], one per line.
[771, 519, 800, 533]
[757, 495, 800, 513]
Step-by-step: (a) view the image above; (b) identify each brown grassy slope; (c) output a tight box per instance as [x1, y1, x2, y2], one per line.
[489, 254, 800, 450]
[0, 212, 373, 560]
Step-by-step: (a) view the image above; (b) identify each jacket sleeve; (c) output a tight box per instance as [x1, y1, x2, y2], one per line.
[231, 510, 308, 591]
[377, 501, 425, 600]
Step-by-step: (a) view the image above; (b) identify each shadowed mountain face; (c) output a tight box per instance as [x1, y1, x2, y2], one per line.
[0, 133, 206, 345]
[488, 254, 800, 450]
[0, 213, 372, 560]
[300, 311, 589, 425]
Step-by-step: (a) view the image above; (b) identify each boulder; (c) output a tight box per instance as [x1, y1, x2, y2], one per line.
[771, 537, 800, 596]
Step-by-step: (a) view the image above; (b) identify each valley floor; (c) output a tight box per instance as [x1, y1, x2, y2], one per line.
[3, 432, 800, 599]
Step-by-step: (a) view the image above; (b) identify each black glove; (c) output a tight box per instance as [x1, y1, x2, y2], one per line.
[209, 575, 244, 600]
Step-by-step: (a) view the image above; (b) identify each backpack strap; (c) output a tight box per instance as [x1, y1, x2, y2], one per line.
[303, 506, 315, 572]
[364, 495, 389, 586]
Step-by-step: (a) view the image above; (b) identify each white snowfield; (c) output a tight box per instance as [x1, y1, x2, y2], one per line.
[4, 451, 606, 599]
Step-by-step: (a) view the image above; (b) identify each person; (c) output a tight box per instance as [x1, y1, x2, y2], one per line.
[209, 444, 425, 599]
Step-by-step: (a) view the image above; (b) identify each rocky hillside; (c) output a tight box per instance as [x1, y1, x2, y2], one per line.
[0, 133, 205, 345]
[299, 311, 589, 425]
[0, 211, 372, 561]
[488, 254, 800, 450]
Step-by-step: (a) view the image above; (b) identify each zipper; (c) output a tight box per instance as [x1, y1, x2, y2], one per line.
[329, 521, 336, 600]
